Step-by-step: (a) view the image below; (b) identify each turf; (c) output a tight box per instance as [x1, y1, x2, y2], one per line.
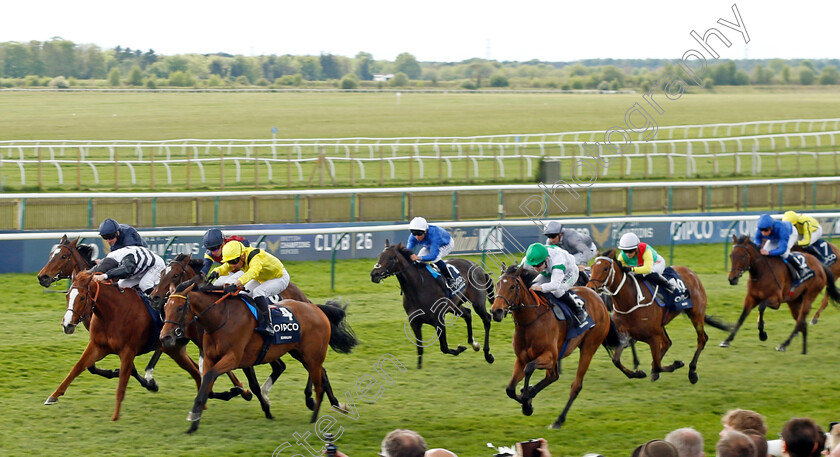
[2, 242, 839, 457]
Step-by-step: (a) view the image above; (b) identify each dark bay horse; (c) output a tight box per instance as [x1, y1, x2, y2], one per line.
[160, 276, 358, 433]
[491, 265, 615, 429]
[46, 271, 205, 421]
[370, 241, 495, 369]
[793, 240, 840, 324]
[37, 236, 159, 387]
[587, 251, 728, 383]
[150, 254, 316, 408]
[724, 235, 840, 354]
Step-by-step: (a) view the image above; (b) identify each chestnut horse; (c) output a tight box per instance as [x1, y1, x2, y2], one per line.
[490, 265, 616, 430]
[723, 235, 840, 354]
[792, 240, 840, 324]
[150, 254, 317, 408]
[160, 276, 358, 433]
[370, 241, 495, 369]
[587, 251, 728, 383]
[37, 236, 160, 387]
[46, 271, 205, 420]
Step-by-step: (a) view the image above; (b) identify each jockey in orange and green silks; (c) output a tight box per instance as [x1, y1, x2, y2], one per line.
[615, 232, 675, 293]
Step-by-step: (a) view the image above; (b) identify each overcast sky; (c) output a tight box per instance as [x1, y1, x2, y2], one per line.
[1, 1, 836, 62]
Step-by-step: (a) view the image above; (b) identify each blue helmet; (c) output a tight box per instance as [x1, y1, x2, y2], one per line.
[98, 218, 119, 236]
[756, 214, 775, 230]
[203, 228, 224, 250]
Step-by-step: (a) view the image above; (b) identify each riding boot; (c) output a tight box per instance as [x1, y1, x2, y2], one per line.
[435, 260, 456, 290]
[644, 273, 675, 294]
[253, 296, 275, 336]
[784, 259, 801, 286]
[560, 292, 588, 327]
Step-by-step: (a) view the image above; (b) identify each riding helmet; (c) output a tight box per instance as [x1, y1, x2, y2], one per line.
[543, 221, 563, 236]
[98, 218, 119, 236]
[222, 240, 245, 263]
[203, 228, 225, 250]
[408, 217, 428, 232]
[756, 214, 775, 230]
[781, 211, 798, 224]
[618, 232, 640, 250]
[525, 243, 549, 266]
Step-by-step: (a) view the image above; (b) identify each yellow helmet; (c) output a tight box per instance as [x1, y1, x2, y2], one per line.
[221, 241, 245, 263]
[782, 211, 798, 223]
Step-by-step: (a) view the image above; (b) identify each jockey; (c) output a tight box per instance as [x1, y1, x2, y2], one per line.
[214, 241, 290, 337]
[544, 221, 598, 267]
[782, 210, 823, 258]
[90, 245, 164, 295]
[616, 233, 675, 293]
[98, 218, 147, 252]
[754, 213, 808, 285]
[406, 217, 457, 290]
[201, 228, 251, 276]
[520, 242, 589, 327]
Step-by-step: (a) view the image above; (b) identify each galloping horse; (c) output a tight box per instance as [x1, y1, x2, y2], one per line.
[491, 265, 615, 430]
[46, 271, 205, 421]
[723, 235, 840, 354]
[587, 251, 728, 383]
[370, 241, 495, 369]
[150, 254, 317, 408]
[160, 276, 358, 433]
[793, 240, 840, 324]
[37, 236, 159, 387]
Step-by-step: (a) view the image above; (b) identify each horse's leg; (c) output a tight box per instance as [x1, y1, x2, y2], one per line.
[87, 365, 121, 379]
[757, 300, 769, 342]
[142, 348, 163, 390]
[459, 305, 480, 351]
[778, 297, 809, 354]
[610, 340, 646, 379]
[472, 298, 495, 364]
[257, 358, 286, 406]
[685, 310, 709, 384]
[505, 357, 527, 404]
[164, 346, 202, 391]
[658, 328, 684, 374]
[811, 294, 829, 325]
[46, 342, 106, 405]
[630, 342, 640, 371]
[551, 341, 598, 429]
[436, 324, 467, 356]
[307, 364, 326, 424]
[242, 366, 273, 419]
[128, 365, 159, 392]
[410, 319, 424, 369]
[720, 297, 756, 347]
[320, 368, 345, 412]
[111, 350, 138, 421]
[288, 350, 315, 410]
[186, 353, 236, 434]
[227, 370, 253, 401]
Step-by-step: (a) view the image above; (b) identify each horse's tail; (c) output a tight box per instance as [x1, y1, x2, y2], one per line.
[703, 315, 733, 332]
[820, 264, 840, 307]
[319, 300, 360, 354]
[601, 317, 622, 353]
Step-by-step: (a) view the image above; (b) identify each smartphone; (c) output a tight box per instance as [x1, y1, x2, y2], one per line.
[517, 439, 541, 457]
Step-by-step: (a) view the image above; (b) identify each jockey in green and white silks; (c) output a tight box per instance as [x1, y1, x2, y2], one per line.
[520, 243, 589, 327]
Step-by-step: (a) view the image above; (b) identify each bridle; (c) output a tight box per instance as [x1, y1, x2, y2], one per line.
[164, 289, 231, 336]
[495, 273, 550, 327]
[65, 278, 103, 325]
[730, 244, 753, 280]
[372, 248, 404, 281]
[587, 256, 628, 297]
[50, 244, 79, 283]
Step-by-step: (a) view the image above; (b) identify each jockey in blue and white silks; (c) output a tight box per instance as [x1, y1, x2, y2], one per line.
[754, 213, 808, 284]
[405, 217, 456, 289]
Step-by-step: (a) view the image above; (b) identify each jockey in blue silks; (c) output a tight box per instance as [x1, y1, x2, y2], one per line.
[754, 213, 808, 285]
[405, 217, 457, 289]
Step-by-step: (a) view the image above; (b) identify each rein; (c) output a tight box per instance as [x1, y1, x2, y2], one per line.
[591, 257, 654, 314]
[166, 290, 233, 335]
[497, 275, 550, 327]
[732, 243, 783, 290]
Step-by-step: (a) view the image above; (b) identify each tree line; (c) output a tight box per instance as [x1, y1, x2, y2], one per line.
[2, 37, 839, 90]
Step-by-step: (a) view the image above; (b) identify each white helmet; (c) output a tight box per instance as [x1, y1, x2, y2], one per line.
[408, 217, 428, 232]
[618, 232, 640, 250]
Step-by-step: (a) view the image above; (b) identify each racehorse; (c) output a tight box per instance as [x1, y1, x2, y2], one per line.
[587, 250, 729, 383]
[724, 235, 840, 354]
[370, 241, 495, 369]
[149, 254, 317, 408]
[46, 271, 206, 421]
[491, 265, 615, 429]
[37, 235, 159, 387]
[792, 240, 840, 324]
[160, 276, 358, 434]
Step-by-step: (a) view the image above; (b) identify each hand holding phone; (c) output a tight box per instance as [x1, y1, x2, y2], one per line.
[517, 439, 541, 457]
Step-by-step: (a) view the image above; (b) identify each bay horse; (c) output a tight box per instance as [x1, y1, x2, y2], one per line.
[587, 250, 729, 383]
[792, 240, 840, 324]
[46, 271, 205, 421]
[37, 235, 160, 388]
[370, 241, 495, 369]
[160, 276, 358, 434]
[723, 235, 840, 354]
[491, 265, 615, 429]
[149, 254, 317, 408]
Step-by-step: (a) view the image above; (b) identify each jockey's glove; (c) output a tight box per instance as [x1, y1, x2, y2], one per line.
[206, 271, 219, 283]
[223, 283, 239, 294]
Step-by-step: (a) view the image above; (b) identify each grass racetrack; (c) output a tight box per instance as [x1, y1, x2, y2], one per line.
[3, 242, 840, 457]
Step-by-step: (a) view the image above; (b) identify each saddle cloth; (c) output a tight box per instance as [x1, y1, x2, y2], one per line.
[788, 252, 815, 288]
[642, 267, 694, 313]
[239, 296, 302, 344]
[425, 263, 467, 298]
[541, 290, 595, 340]
[138, 291, 163, 354]
[811, 239, 837, 267]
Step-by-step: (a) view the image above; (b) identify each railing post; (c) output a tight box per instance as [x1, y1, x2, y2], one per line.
[350, 193, 355, 223]
[670, 222, 683, 265]
[152, 197, 157, 227]
[723, 220, 739, 271]
[331, 232, 350, 291]
[19, 197, 25, 230]
[452, 191, 457, 221]
[214, 196, 219, 226]
[87, 198, 93, 229]
[613, 222, 629, 248]
[498, 189, 504, 220]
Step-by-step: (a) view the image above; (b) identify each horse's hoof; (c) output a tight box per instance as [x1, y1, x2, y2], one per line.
[549, 420, 564, 430]
[522, 401, 534, 416]
[776, 345, 786, 352]
[719, 341, 730, 348]
[810, 317, 819, 325]
[635, 371, 647, 379]
[44, 396, 58, 405]
[332, 403, 350, 414]
[673, 360, 685, 370]
[186, 411, 202, 422]
[471, 342, 481, 351]
[759, 332, 768, 341]
[147, 380, 159, 392]
[688, 372, 699, 384]
[485, 353, 495, 364]
[186, 422, 199, 434]
[651, 372, 660, 382]
[241, 390, 253, 402]
[456, 345, 467, 353]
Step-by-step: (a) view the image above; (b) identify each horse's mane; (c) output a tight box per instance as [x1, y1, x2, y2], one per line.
[76, 244, 96, 267]
[735, 234, 751, 245]
[175, 275, 203, 293]
[392, 242, 414, 261]
[503, 264, 538, 287]
[599, 248, 617, 259]
[172, 253, 205, 274]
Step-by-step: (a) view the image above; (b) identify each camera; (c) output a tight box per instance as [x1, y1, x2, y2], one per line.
[516, 439, 541, 457]
[324, 432, 337, 457]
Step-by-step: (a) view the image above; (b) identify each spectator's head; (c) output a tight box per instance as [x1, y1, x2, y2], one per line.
[722, 409, 769, 436]
[717, 430, 757, 457]
[744, 430, 769, 457]
[813, 426, 826, 457]
[780, 418, 820, 457]
[381, 429, 427, 457]
[666, 427, 705, 457]
[633, 439, 680, 457]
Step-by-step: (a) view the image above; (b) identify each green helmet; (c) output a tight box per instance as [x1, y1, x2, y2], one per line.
[525, 243, 549, 266]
